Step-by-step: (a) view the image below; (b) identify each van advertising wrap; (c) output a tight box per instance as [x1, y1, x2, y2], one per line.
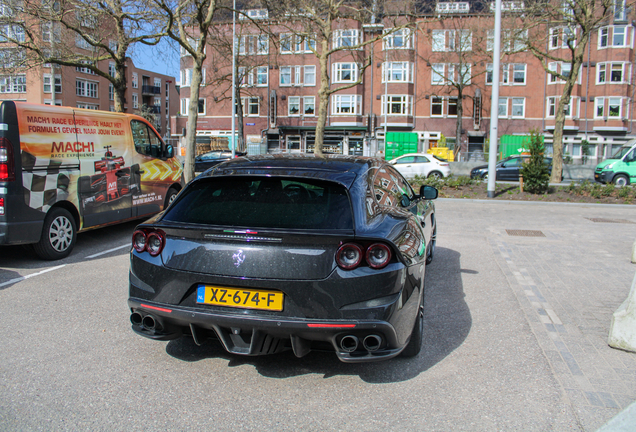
[15, 104, 182, 231]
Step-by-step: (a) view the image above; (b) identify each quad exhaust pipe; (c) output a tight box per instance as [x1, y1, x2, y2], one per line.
[340, 334, 383, 353]
[340, 335, 359, 352]
[363, 335, 382, 352]
[130, 312, 161, 331]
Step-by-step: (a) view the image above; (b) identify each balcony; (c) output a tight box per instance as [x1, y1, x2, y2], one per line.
[141, 85, 161, 95]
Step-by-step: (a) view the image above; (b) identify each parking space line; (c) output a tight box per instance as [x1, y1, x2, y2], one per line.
[0, 265, 66, 288]
[86, 244, 130, 259]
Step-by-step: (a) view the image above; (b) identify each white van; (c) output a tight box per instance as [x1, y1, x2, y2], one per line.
[0, 101, 184, 259]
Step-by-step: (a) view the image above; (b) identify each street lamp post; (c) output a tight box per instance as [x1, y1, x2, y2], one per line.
[231, 0, 237, 158]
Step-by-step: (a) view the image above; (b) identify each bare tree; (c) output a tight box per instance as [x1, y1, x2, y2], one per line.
[154, 0, 222, 183]
[417, 15, 494, 158]
[264, 0, 410, 155]
[520, 0, 614, 182]
[0, 0, 166, 112]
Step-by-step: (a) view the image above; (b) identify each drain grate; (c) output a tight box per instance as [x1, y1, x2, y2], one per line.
[506, 229, 545, 237]
[585, 218, 635, 224]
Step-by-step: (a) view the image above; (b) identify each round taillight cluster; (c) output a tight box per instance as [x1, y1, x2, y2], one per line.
[336, 242, 392, 270]
[132, 229, 165, 257]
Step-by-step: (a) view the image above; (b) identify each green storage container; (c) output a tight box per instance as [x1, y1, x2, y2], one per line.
[385, 132, 418, 160]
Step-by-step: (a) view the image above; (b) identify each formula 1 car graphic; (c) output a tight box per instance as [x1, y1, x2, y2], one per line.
[78, 146, 141, 213]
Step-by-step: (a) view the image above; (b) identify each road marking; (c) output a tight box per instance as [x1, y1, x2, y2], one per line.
[86, 244, 130, 259]
[0, 265, 66, 288]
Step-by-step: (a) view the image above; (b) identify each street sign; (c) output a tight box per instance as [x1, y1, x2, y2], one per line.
[246, 123, 255, 126]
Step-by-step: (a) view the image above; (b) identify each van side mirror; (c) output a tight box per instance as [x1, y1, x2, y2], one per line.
[419, 185, 438, 200]
[165, 144, 174, 159]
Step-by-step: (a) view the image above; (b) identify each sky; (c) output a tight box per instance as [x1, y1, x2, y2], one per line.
[130, 39, 181, 81]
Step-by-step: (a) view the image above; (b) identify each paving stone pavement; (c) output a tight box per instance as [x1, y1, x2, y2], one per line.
[436, 199, 636, 431]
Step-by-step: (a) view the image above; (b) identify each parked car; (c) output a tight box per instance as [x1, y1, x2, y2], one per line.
[128, 154, 438, 363]
[194, 150, 247, 172]
[594, 141, 636, 186]
[388, 153, 451, 179]
[470, 156, 554, 181]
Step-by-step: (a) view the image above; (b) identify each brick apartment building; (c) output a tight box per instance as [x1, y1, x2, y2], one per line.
[0, 2, 179, 139]
[173, 1, 635, 164]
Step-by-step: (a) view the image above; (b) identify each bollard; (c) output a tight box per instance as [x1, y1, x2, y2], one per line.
[519, 174, 524, 193]
[632, 239, 636, 264]
[608, 270, 636, 353]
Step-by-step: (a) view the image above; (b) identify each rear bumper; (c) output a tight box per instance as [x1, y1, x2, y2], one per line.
[128, 298, 406, 363]
[0, 220, 43, 245]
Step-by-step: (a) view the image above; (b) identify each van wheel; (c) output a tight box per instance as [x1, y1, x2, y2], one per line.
[613, 174, 629, 186]
[33, 208, 76, 260]
[164, 187, 178, 210]
[401, 292, 424, 358]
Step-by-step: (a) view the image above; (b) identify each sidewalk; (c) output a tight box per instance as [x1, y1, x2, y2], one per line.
[436, 198, 636, 431]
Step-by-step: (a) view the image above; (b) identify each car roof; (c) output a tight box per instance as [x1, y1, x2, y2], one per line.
[198, 153, 383, 186]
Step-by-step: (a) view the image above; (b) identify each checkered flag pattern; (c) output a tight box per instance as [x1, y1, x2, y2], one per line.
[21, 151, 71, 213]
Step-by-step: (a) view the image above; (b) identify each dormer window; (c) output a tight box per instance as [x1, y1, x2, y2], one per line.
[240, 9, 268, 20]
[436, 2, 469, 13]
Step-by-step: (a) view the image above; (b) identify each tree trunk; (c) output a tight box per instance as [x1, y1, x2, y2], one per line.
[314, 41, 331, 156]
[235, 86, 245, 152]
[456, 92, 463, 158]
[183, 57, 204, 183]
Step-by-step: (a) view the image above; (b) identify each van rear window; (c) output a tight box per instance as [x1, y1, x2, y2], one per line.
[163, 176, 354, 230]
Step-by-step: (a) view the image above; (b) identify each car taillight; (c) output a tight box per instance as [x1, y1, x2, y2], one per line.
[336, 243, 363, 270]
[0, 197, 4, 215]
[366, 243, 392, 269]
[336, 242, 393, 270]
[132, 229, 165, 256]
[0, 138, 16, 182]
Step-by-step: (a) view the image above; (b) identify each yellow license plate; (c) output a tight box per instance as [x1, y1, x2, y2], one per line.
[196, 285, 284, 311]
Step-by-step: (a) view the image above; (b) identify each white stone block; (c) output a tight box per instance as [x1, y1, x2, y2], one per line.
[632, 239, 636, 264]
[608, 270, 636, 353]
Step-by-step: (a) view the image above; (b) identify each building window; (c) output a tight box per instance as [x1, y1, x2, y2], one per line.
[448, 97, 458, 116]
[333, 63, 358, 83]
[76, 103, 99, 110]
[549, 27, 576, 49]
[511, 97, 525, 117]
[288, 96, 300, 116]
[76, 79, 98, 98]
[487, 63, 526, 85]
[333, 29, 360, 49]
[256, 66, 268, 86]
[383, 28, 413, 50]
[383, 62, 413, 83]
[239, 35, 269, 55]
[76, 61, 95, 74]
[332, 94, 362, 115]
[608, 97, 622, 118]
[0, 75, 26, 93]
[280, 66, 292, 85]
[431, 63, 446, 85]
[109, 84, 114, 101]
[547, 96, 579, 118]
[280, 33, 315, 53]
[180, 68, 192, 87]
[132, 93, 138, 109]
[613, 25, 627, 46]
[437, 2, 470, 13]
[431, 97, 443, 116]
[108, 62, 116, 78]
[498, 97, 508, 117]
[0, 24, 25, 43]
[132, 72, 138, 88]
[43, 74, 52, 93]
[547, 62, 581, 84]
[512, 64, 526, 84]
[599, 27, 609, 47]
[304, 65, 315, 86]
[615, 0, 627, 20]
[382, 95, 412, 115]
[303, 96, 315, 116]
[197, 99, 205, 114]
[595, 97, 605, 118]
[597, 62, 631, 84]
[75, 34, 92, 50]
[241, 97, 259, 116]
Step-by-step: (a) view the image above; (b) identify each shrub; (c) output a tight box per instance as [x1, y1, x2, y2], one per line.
[520, 129, 550, 194]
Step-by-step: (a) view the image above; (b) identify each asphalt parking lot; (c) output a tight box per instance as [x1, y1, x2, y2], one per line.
[0, 199, 635, 431]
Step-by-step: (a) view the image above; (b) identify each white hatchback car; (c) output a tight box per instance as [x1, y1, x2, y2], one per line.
[389, 153, 451, 179]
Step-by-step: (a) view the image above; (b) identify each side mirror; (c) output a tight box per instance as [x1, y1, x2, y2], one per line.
[419, 185, 438, 200]
[165, 144, 174, 159]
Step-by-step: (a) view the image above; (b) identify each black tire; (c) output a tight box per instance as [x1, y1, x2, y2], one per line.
[164, 187, 178, 210]
[33, 207, 77, 260]
[427, 171, 442, 179]
[426, 225, 436, 265]
[401, 292, 424, 357]
[613, 174, 629, 187]
[481, 173, 488, 181]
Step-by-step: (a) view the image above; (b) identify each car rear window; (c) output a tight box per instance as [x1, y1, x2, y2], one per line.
[163, 176, 354, 230]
